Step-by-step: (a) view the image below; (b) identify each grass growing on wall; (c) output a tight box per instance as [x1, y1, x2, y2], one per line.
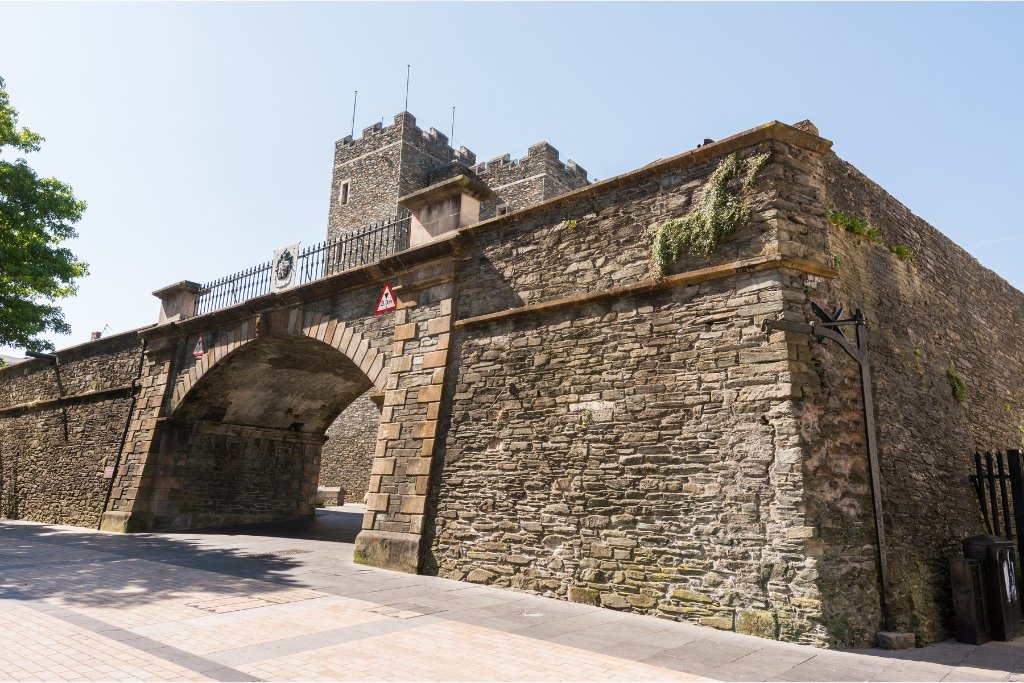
[947, 368, 968, 403]
[828, 209, 916, 264]
[648, 151, 770, 276]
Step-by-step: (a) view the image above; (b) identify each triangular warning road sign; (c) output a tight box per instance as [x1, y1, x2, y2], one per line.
[375, 282, 397, 315]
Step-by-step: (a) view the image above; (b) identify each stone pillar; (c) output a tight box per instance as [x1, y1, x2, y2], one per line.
[400, 175, 493, 247]
[153, 281, 204, 324]
[353, 259, 456, 573]
[99, 336, 177, 532]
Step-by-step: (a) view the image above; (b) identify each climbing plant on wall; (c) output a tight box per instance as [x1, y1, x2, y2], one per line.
[647, 151, 770, 277]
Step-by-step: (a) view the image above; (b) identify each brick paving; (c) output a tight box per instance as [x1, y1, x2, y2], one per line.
[2, 505, 1024, 682]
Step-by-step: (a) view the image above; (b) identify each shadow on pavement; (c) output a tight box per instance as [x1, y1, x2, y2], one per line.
[174, 507, 362, 544]
[845, 636, 1024, 675]
[0, 507, 362, 609]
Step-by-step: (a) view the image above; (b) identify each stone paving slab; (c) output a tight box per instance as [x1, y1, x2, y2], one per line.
[3, 505, 1024, 681]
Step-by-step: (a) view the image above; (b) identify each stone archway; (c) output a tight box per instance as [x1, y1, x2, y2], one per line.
[115, 333, 380, 532]
[101, 307, 391, 533]
[160, 334, 378, 529]
[169, 309, 389, 415]
[103, 260, 457, 575]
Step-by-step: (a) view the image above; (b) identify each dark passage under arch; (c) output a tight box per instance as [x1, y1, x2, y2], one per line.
[144, 334, 376, 530]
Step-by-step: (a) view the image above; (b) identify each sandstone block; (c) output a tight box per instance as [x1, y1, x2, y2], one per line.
[422, 350, 448, 369]
[568, 587, 600, 605]
[599, 593, 631, 609]
[365, 493, 389, 511]
[418, 384, 443, 403]
[413, 420, 438, 439]
[467, 569, 495, 584]
[737, 609, 777, 639]
[427, 316, 451, 335]
[875, 631, 916, 650]
[401, 495, 426, 514]
[353, 529, 420, 574]
[383, 389, 407, 406]
[378, 422, 401, 440]
[406, 457, 432, 476]
[394, 323, 417, 341]
[371, 458, 395, 475]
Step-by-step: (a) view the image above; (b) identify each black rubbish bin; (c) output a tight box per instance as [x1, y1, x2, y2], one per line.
[950, 557, 991, 644]
[963, 534, 1023, 641]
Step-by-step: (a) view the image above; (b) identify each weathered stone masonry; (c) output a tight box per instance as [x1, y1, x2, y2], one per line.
[790, 152, 1024, 646]
[426, 126, 836, 645]
[3, 119, 1023, 649]
[319, 393, 378, 504]
[320, 113, 590, 506]
[0, 331, 145, 528]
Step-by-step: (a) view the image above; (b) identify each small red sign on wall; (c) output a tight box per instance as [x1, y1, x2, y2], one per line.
[375, 283, 397, 315]
[102, 466, 115, 479]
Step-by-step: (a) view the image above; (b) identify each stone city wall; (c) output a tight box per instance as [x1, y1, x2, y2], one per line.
[320, 391, 379, 504]
[0, 331, 144, 528]
[791, 151, 1024, 645]
[426, 128, 835, 644]
[5, 118, 1018, 650]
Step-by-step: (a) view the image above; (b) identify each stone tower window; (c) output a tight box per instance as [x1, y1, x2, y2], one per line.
[496, 203, 508, 216]
[338, 180, 351, 206]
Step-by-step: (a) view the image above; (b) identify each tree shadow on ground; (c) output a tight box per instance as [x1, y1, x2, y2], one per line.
[0, 507, 362, 610]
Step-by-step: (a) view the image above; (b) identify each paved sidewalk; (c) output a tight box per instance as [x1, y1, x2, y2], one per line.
[1, 506, 1023, 682]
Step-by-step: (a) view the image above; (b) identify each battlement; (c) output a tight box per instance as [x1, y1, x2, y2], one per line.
[336, 112, 410, 148]
[327, 111, 589, 240]
[335, 112, 479, 171]
[472, 142, 588, 183]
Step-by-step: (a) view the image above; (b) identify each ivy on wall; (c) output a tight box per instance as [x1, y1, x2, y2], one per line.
[647, 151, 770, 277]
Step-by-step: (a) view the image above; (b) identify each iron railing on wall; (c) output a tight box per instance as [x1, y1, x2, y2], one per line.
[195, 213, 410, 315]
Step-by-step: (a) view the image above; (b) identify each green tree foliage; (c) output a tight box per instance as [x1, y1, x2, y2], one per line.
[0, 77, 88, 352]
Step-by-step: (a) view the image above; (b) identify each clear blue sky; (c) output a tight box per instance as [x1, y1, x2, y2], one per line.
[1, 2, 1022, 357]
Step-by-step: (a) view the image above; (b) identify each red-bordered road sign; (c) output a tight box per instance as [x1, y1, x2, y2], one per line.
[375, 283, 397, 315]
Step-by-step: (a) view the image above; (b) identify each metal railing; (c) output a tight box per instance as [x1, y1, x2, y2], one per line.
[195, 213, 410, 315]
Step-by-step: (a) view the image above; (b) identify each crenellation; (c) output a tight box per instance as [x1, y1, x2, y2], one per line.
[487, 153, 513, 167]
[565, 159, 587, 180]
[527, 141, 559, 161]
[327, 112, 589, 240]
[361, 121, 384, 138]
[423, 127, 448, 145]
[454, 146, 476, 166]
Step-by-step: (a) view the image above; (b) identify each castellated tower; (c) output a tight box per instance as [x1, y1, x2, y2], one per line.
[326, 111, 590, 242]
[319, 111, 590, 510]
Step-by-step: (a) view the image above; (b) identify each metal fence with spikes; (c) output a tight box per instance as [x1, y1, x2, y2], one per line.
[195, 213, 410, 315]
[970, 449, 1024, 563]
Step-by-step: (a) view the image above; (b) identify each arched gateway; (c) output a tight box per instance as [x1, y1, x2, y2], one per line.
[101, 255, 457, 575]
